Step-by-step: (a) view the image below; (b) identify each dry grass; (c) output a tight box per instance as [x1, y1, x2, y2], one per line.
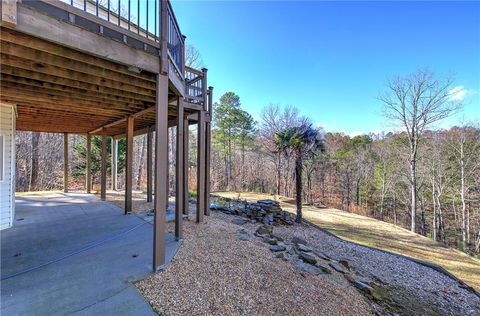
[214, 191, 480, 292]
[136, 211, 371, 315]
[105, 190, 155, 213]
[15, 190, 63, 196]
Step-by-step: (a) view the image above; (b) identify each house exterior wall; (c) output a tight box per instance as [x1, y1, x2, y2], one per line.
[0, 102, 15, 230]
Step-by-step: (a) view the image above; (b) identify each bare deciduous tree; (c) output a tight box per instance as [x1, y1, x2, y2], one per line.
[186, 45, 204, 69]
[380, 69, 460, 232]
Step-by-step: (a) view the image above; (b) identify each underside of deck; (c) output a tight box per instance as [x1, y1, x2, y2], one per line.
[0, 28, 203, 136]
[0, 0, 213, 270]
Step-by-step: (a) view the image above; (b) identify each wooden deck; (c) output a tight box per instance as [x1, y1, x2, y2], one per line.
[1, 0, 208, 136]
[0, 0, 213, 271]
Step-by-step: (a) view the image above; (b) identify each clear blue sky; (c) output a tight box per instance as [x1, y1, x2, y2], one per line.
[173, 1, 480, 134]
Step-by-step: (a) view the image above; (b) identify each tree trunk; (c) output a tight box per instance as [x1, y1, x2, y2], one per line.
[283, 156, 290, 197]
[437, 198, 445, 242]
[29, 132, 40, 191]
[432, 178, 437, 241]
[410, 155, 417, 233]
[466, 202, 470, 246]
[420, 196, 426, 236]
[393, 193, 397, 226]
[136, 136, 146, 190]
[356, 178, 360, 206]
[295, 154, 302, 223]
[307, 173, 312, 205]
[224, 155, 229, 190]
[275, 154, 281, 196]
[321, 171, 326, 204]
[227, 129, 232, 191]
[475, 230, 480, 254]
[241, 141, 245, 190]
[460, 140, 467, 249]
[380, 175, 385, 221]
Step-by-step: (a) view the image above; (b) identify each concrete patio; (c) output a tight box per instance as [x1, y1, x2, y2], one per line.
[1, 193, 180, 315]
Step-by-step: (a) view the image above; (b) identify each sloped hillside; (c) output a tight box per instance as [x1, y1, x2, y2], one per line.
[214, 191, 480, 292]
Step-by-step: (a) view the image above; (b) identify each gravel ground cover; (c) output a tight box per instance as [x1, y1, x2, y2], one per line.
[108, 190, 479, 315]
[214, 192, 480, 292]
[272, 224, 480, 316]
[136, 211, 371, 316]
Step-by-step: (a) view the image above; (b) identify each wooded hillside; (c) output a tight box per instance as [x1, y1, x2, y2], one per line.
[14, 70, 480, 256]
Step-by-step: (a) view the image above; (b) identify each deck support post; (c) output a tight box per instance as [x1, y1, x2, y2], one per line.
[146, 126, 153, 203]
[125, 116, 134, 214]
[86, 133, 91, 193]
[100, 128, 107, 201]
[111, 139, 118, 191]
[175, 98, 184, 239]
[204, 122, 211, 216]
[183, 118, 189, 215]
[63, 132, 68, 193]
[153, 0, 169, 270]
[196, 110, 206, 223]
[204, 87, 213, 216]
[153, 74, 168, 270]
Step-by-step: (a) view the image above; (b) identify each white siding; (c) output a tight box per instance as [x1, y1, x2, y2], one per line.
[0, 103, 15, 230]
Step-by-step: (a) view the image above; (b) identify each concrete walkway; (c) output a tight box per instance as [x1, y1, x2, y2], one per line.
[1, 193, 179, 315]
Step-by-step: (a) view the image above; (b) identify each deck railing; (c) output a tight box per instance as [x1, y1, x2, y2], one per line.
[167, 2, 184, 76]
[185, 67, 207, 108]
[58, 0, 184, 74]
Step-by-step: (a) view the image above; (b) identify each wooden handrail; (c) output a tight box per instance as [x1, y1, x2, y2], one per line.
[185, 66, 204, 76]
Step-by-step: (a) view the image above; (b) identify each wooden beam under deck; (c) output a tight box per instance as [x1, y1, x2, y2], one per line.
[14, 4, 160, 73]
[0, 28, 179, 135]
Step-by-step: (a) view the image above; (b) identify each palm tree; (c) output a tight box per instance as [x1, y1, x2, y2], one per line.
[275, 124, 323, 222]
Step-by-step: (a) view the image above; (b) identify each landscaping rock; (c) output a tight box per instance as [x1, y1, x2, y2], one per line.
[232, 217, 249, 225]
[270, 245, 286, 252]
[254, 232, 268, 238]
[237, 230, 249, 241]
[299, 252, 317, 265]
[351, 280, 374, 296]
[263, 237, 278, 245]
[316, 261, 332, 274]
[294, 261, 324, 276]
[292, 236, 308, 246]
[297, 243, 312, 252]
[212, 196, 296, 226]
[210, 204, 231, 213]
[315, 251, 331, 261]
[256, 225, 273, 235]
[284, 219, 295, 225]
[257, 199, 279, 206]
[329, 262, 349, 274]
[271, 234, 284, 242]
[262, 213, 274, 225]
[339, 260, 350, 270]
[275, 252, 285, 259]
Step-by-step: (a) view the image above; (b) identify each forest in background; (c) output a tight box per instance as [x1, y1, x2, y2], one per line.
[14, 69, 480, 256]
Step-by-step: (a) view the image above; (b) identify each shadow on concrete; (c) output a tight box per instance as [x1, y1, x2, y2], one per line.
[1, 193, 179, 315]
